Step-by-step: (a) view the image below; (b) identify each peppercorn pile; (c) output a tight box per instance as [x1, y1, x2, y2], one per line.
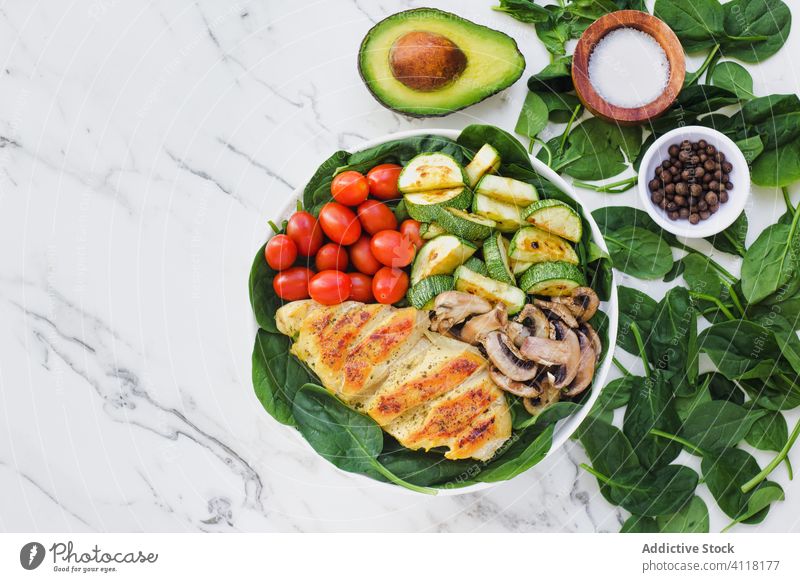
[648, 139, 734, 224]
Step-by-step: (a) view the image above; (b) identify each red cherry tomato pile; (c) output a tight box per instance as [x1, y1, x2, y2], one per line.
[267, 164, 421, 306]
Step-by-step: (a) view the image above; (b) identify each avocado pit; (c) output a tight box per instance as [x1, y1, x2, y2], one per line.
[389, 31, 467, 92]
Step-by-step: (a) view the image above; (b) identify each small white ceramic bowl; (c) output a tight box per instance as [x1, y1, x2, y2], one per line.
[637, 125, 750, 239]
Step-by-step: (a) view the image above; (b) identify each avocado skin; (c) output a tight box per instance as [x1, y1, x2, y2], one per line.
[358, 8, 526, 118]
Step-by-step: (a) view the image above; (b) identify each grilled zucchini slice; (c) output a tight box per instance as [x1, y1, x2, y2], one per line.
[463, 256, 489, 276]
[508, 226, 579, 264]
[475, 175, 538, 206]
[398, 153, 466, 193]
[471, 193, 524, 233]
[518, 262, 586, 297]
[404, 187, 472, 222]
[419, 222, 447, 240]
[482, 233, 515, 285]
[465, 144, 501, 187]
[522, 199, 582, 242]
[511, 258, 534, 276]
[407, 275, 454, 309]
[435, 207, 496, 240]
[453, 266, 526, 315]
[410, 235, 477, 285]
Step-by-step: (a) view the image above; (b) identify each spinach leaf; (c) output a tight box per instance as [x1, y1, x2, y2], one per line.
[680, 400, 767, 453]
[709, 61, 755, 100]
[735, 135, 765, 162]
[617, 286, 659, 356]
[654, 0, 724, 53]
[527, 58, 573, 93]
[590, 375, 638, 419]
[675, 382, 712, 421]
[252, 330, 311, 426]
[704, 372, 745, 404]
[742, 94, 800, 150]
[657, 496, 710, 533]
[302, 150, 349, 213]
[704, 210, 748, 257]
[649, 287, 699, 394]
[604, 464, 699, 518]
[476, 424, 554, 482]
[623, 371, 682, 468]
[292, 384, 434, 494]
[457, 124, 532, 170]
[249, 244, 281, 333]
[492, 0, 549, 23]
[680, 253, 723, 296]
[698, 320, 782, 380]
[515, 92, 549, 139]
[517, 401, 580, 430]
[620, 515, 658, 533]
[741, 220, 800, 304]
[746, 410, 790, 453]
[740, 376, 800, 411]
[538, 92, 582, 123]
[651, 85, 740, 134]
[722, 482, 785, 531]
[378, 438, 478, 488]
[592, 206, 679, 247]
[751, 139, 800, 187]
[721, 0, 791, 63]
[701, 448, 773, 522]
[555, 118, 643, 180]
[604, 226, 673, 279]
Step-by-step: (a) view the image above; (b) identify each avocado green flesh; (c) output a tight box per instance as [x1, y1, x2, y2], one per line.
[358, 8, 526, 117]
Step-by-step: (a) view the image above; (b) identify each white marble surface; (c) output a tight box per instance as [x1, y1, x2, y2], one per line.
[1, 0, 799, 533]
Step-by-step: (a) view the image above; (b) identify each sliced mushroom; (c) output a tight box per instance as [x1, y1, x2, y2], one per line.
[516, 304, 551, 338]
[520, 321, 581, 389]
[459, 303, 507, 345]
[489, 366, 541, 398]
[505, 321, 531, 348]
[523, 380, 561, 416]
[581, 322, 602, 363]
[562, 329, 597, 398]
[430, 291, 492, 334]
[551, 287, 600, 322]
[534, 298, 580, 328]
[481, 331, 538, 382]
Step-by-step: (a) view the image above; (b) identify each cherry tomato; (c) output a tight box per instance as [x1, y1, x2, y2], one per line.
[331, 171, 369, 206]
[265, 234, 297, 270]
[399, 219, 424, 250]
[286, 211, 323, 257]
[366, 164, 402, 200]
[349, 273, 374, 303]
[349, 235, 382, 275]
[372, 267, 409, 305]
[309, 270, 352, 305]
[370, 230, 416, 268]
[273, 266, 313, 301]
[315, 243, 349, 272]
[357, 199, 398, 235]
[319, 202, 362, 246]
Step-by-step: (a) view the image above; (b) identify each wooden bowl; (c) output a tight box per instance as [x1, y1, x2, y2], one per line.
[572, 10, 685, 125]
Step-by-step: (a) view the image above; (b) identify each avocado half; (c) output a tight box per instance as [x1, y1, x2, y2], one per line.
[358, 8, 526, 117]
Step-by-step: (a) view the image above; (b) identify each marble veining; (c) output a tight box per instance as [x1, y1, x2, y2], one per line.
[1, 0, 799, 532]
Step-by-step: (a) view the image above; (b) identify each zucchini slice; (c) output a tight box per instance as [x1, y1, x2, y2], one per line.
[522, 199, 583, 242]
[463, 256, 488, 276]
[435, 207, 496, 240]
[511, 258, 534, 276]
[410, 235, 477, 285]
[465, 144, 501, 187]
[471, 193, 524, 233]
[419, 222, 447, 240]
[509, 226, 579, 264]
[453, 266, 526, 315]
[475, 175, 538, 206]
[482, 233, 515, 285]
[518, 261, 586, 297]
[404, 187, 472, 222]
[398, 153, 466, 193]
[407, 275, 454, 309]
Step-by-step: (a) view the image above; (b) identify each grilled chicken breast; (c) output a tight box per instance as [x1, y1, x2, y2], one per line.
[276, 300, 512, 460]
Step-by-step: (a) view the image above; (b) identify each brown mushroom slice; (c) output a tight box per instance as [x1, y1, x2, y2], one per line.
[534, 298, 580, 328]
[516, 304, 551, 338]
[581, 322, 602, 363]
[523, 381, 561, 416]
[459, 303, 508, 345]
[551, 287, 600, 322]
[489, 366, 541, 398]
[562, 329, 597, 398]
[520, 321, 581, 389]
[481, 331, 538, 382]
[431, 291, 492, 334]
[505, 321, 531, 348]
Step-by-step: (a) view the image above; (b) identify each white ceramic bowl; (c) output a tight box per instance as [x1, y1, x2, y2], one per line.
[273, 128, 619, 495]
[637, 125, 750, 239]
